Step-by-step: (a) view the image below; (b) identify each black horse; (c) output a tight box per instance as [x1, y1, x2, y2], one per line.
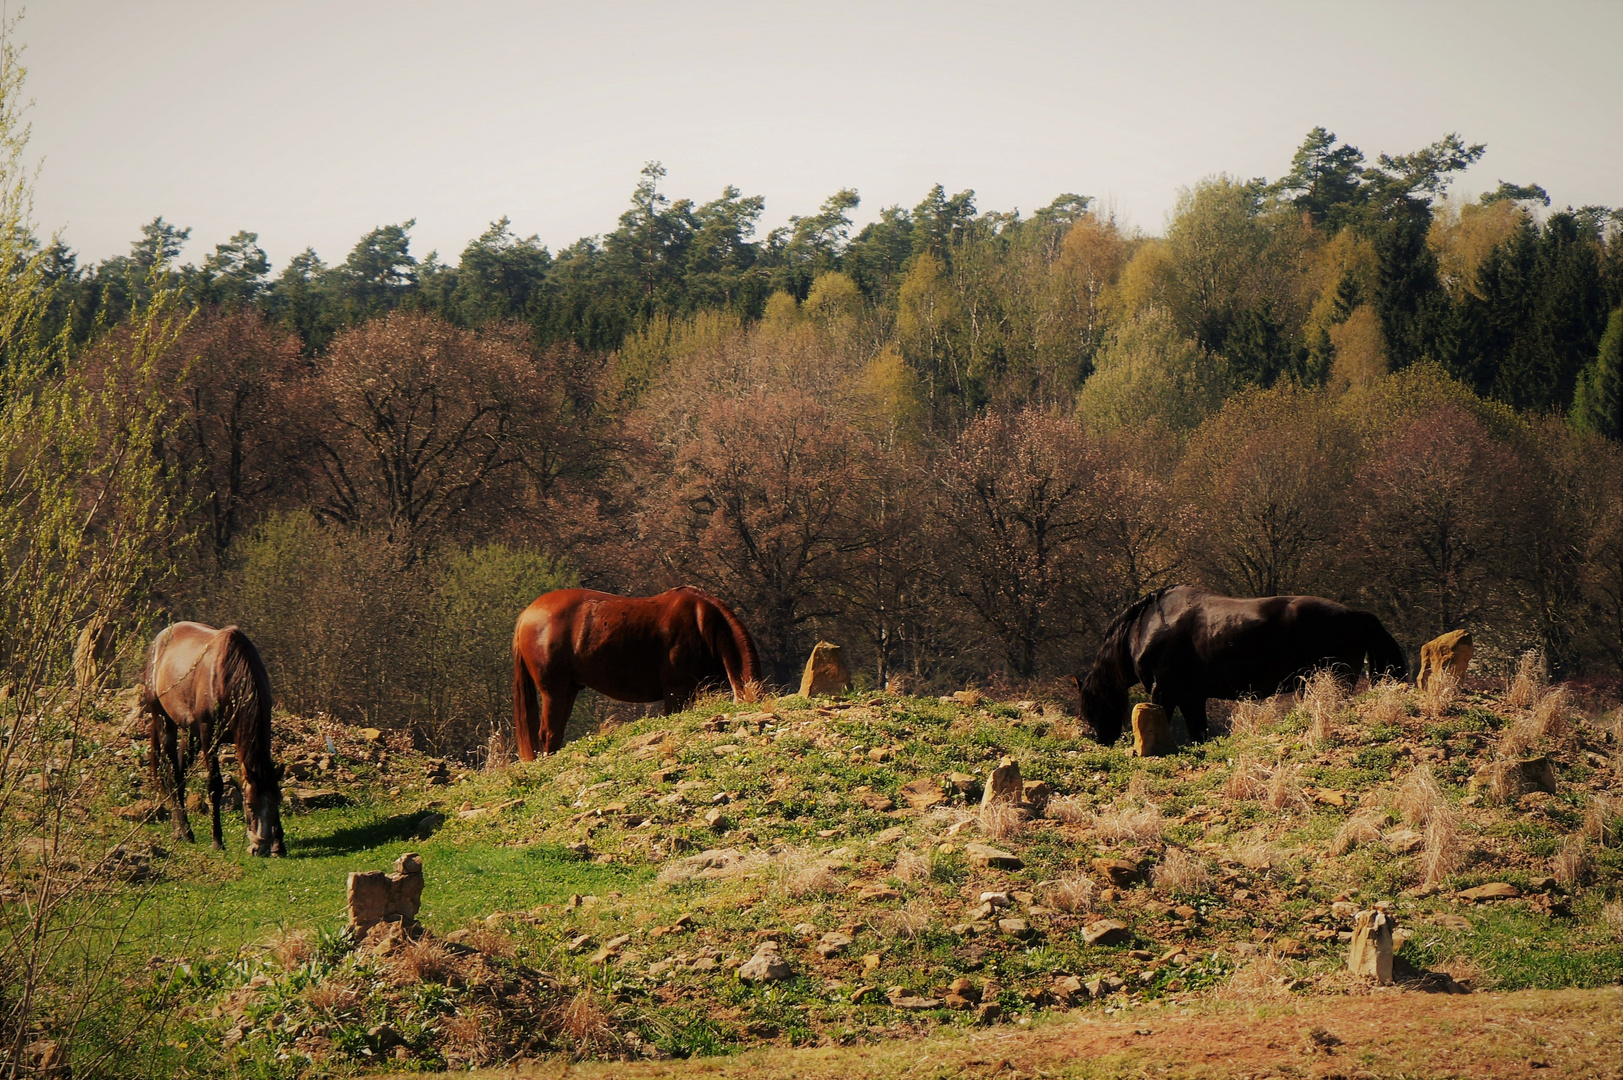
[1078, 585, 1407, 744]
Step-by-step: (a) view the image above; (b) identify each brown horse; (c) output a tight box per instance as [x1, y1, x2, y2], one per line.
[512, 586, 761, 759]
[139, 622, 285, 856]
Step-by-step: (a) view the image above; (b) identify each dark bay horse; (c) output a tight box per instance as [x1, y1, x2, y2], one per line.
[139, 622, 285, 856]
[512, 586, 761, 760]
[1078, 585, 1407, 744]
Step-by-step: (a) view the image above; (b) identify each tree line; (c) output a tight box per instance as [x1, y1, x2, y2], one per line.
[25, 129, 1623, 753]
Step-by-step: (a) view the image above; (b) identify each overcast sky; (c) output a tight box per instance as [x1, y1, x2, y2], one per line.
[17, 0, 1623, 271]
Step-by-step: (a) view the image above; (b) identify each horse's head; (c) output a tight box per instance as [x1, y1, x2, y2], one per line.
[244, 763, 286, 858]
[1078, 669, 1126, 746]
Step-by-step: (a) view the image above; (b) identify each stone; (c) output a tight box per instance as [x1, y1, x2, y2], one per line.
[858, 884, 901, 902]
[1090, 857, 1142, 887]
[900, 777, 946, 809]
[885, 986, 943, 1009]
[943, 977, 979, 1009]
[1457, 882, 1521, 902]
[415, 810, 445, 839]
[816, 931, 853, 957]
[1053, 974, 1085, 1002]
[1081, 919, 1130, 946]
[347, 852, 425, 929]
[657, 848, 750, 884]
[867, 746, 895, 762]
[799, 641, 851, 697]
[980, 757, 1024, 810]
[856, 791, 896, 813]
[290, 787, 347, 812]
[113, 799, 164, 822]
[951, 689, 984, 706]
[1417, 629, 1473, 691]
[458, 798, 523, 821]
[1130, 702, 1176, 757]
[947, 772, 979, 800]
[870, 826, 909, 846]
[1384, 828, 1424, 854]
[360, 727, 383, 742]
[1347, 909, 1394, 985]
[73, 615, 115, 689]
[737, 946, 794, 983]
[998, 918, 1034, 939]
[1021, 781, 1052, 814]
[850, 984, 880, 1004]
[964, 843, 1023, 870]
[1469, 756, 1557, 803]
[589, 934, 632, 964]
[861, 952, 882, 974]
[703, 807, 728, 830]
[975, 1001, 1002, 1023]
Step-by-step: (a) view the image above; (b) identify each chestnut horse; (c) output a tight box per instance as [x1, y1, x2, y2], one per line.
[1078, 585, 1407, 744]
[139, 622, 285, 856]
[512, 586, 761, 759]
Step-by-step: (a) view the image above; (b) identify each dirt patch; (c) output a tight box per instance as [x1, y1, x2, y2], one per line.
[439, 987, 1623, 1079]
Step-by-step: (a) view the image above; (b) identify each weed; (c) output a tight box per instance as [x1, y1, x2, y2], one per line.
[484, 726, 514, 771]
[1393, 765, 1448, 827]
[389, 936, 458, 985]
[1220, 951, 1292, 1000]
[1422, 807, 1464, 887]
[1228, 695, 1289, 736]
[774, 845, 842, 898]
[1601, 901, 1623, 937]
[1153, 847, 1214, 895]
[1329, 808, 1386, 856]
[892, 849, 930, 883]
[875, 897, 933, 940]
[551, 987, 624, 1057]
[1584, 794, 1619, 848]
[1363, 679, 1412, 727]
[1420, 670, 1460, 718]
[1045, 795, 1089, 824]
[1223, 756, 1268, 801]
[1265, 762, 1310, 813]
[1554, 834, 1590, 888]
[266, 927, 314, 970]
[1530, 687, 1572, 742]
[978, 801, 1027, 841]
[1301, 669, 1345, 744]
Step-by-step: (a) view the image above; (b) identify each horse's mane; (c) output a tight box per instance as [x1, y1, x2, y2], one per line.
[214, 627, 277, 790]
[1094, 586, 1178, 685]
[1078, 586, 1180, 742]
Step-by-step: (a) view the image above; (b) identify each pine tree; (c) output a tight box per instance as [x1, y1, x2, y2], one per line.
[1572, 307, 1623, 439]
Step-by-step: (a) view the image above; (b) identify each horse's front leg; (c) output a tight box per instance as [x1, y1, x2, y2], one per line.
[160, 720, 195, 844]
[205, 730, 226, 851]
[1185, 698, 1210, 742]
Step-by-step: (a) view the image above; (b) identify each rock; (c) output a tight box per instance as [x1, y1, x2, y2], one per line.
[799, 641, 851, 697]
[589, 934, 632, 964]
[867, 746, 895, 762]
[856, 791, 896, 813]
[1090, 857, 1142, 887]
[900, 777, 946, 809]
[113, 799, 165, 822]
[74, 614, 115, 689]
[1130, 702, 1176, 757]
[870, 826, 909, 846]
[711, 744, 741, 757]
[951, 689, 984, 706]
[1417, 630, 1473, 691]
[360, 727, 383, 742]
[657, 848, 750, 884]
[975, 1001, 1002, 1023]
[1347, 909, 1394, 985]
[1053, 974, 1085, 1002]
[980, 757, 1024, 809]
[1469, 756, 1557, 803]
[737, 945, 794, 983]
[458, 798, 522, 821]
[850, 984, 880, 1003]
[998, 918, 1034, 939]
[1384, 828, 1424, 854]
[943, 976, 981, 1009]
[816, 931, 854, 957]
[1020, 781, 1052, 814]
[979, 891, 1011, 907]
[415, 810, 445, 839]
[1081, 919, 1130, 946]
[289, 787, 347, 812]
[703, 807, 728, 831]
[1457, 882, 1521, 902]
[964, 843, 1023, 870]
[347, 852, 425, 929]
[858, 884, 901, 902]
[947, 772, 979, 801]
[886, 986, 943, 1009]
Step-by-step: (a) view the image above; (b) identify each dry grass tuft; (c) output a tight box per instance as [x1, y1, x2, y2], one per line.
[1529, 687, 1572, 741]
[266, 927, 314, 969]
[1228, 695, 1290, 736]
[1363, 679, 1411, 727]
[1229, 834, 1275, 870]
[1584, 794, 1619, 848]
[1223, 755, 1269, 801]
[1152, 847, 1214, 895]
[1125, 771, 1153, 802]
[1045, 795, 1089, 825]
[892, 849, 930, 884]
[1506, 648, 1546, 708]
[464, 926, 517, 960]
[978, 801, 1028, 841]
[775, 846, 842, 898]
[1045, 872, 1097, 914]
[388, 935, 459, 985]
[1301, 669, 1346, 744]
[303, 978, 355, 1013]
[1553, 834, 1590, 889]
[1421, 807, 1463, 887]
[875, 897, 933, 940]
[1601, 900, 1623, 937]
[1497, 713, 1541, 759]
[1329, 808, 1387, 856]
[1393, 765, 1448, 827]
[552, 988, 624, 1057]
[483, 726, 513, 771]
[1089, 802, 1163, 844]
[1220, 951, 1292, 1000]
[1420, 670, 1460, 719]
[440, 1005, 497, 1065]
[1265, 762, 1310, 813]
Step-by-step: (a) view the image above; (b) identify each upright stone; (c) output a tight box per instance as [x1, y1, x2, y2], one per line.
[1417, 630, 1473, 691]
[980, 757, 1024, 809]
[347, 852, 425, 930]
[73, 615, 115, 689]
[1130, 703, 1175, 757]
[799, 641, 851, 697]
[1346, 908, 1394, 985]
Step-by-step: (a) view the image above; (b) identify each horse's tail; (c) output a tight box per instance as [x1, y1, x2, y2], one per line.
[512, 645, 541, 762]
[1360, 613, 1408, 683]
[712, 597, 762, 699]
[216, 627, 277, 791]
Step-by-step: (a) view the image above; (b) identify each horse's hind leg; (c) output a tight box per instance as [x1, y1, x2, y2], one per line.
[205, 733, 225, 851]
[540, 681, 580, 755]
[1185, 698, 1211, 742]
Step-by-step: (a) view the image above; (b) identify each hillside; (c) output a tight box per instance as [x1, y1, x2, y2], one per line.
[7, 668, 1623, 1077]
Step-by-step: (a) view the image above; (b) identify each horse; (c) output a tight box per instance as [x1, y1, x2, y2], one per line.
[1077, 585, 1408, 745]
[512, 586, 761, 760]
[138, 622, 285, 856]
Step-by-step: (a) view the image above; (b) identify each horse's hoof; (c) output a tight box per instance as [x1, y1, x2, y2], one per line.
[211, 841, 225, 852]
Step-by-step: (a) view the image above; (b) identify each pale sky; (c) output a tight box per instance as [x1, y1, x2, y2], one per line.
[17, 0, 1623, 271]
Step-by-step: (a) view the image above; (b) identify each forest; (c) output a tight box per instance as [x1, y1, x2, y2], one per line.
[11, 124, 1623, 757]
